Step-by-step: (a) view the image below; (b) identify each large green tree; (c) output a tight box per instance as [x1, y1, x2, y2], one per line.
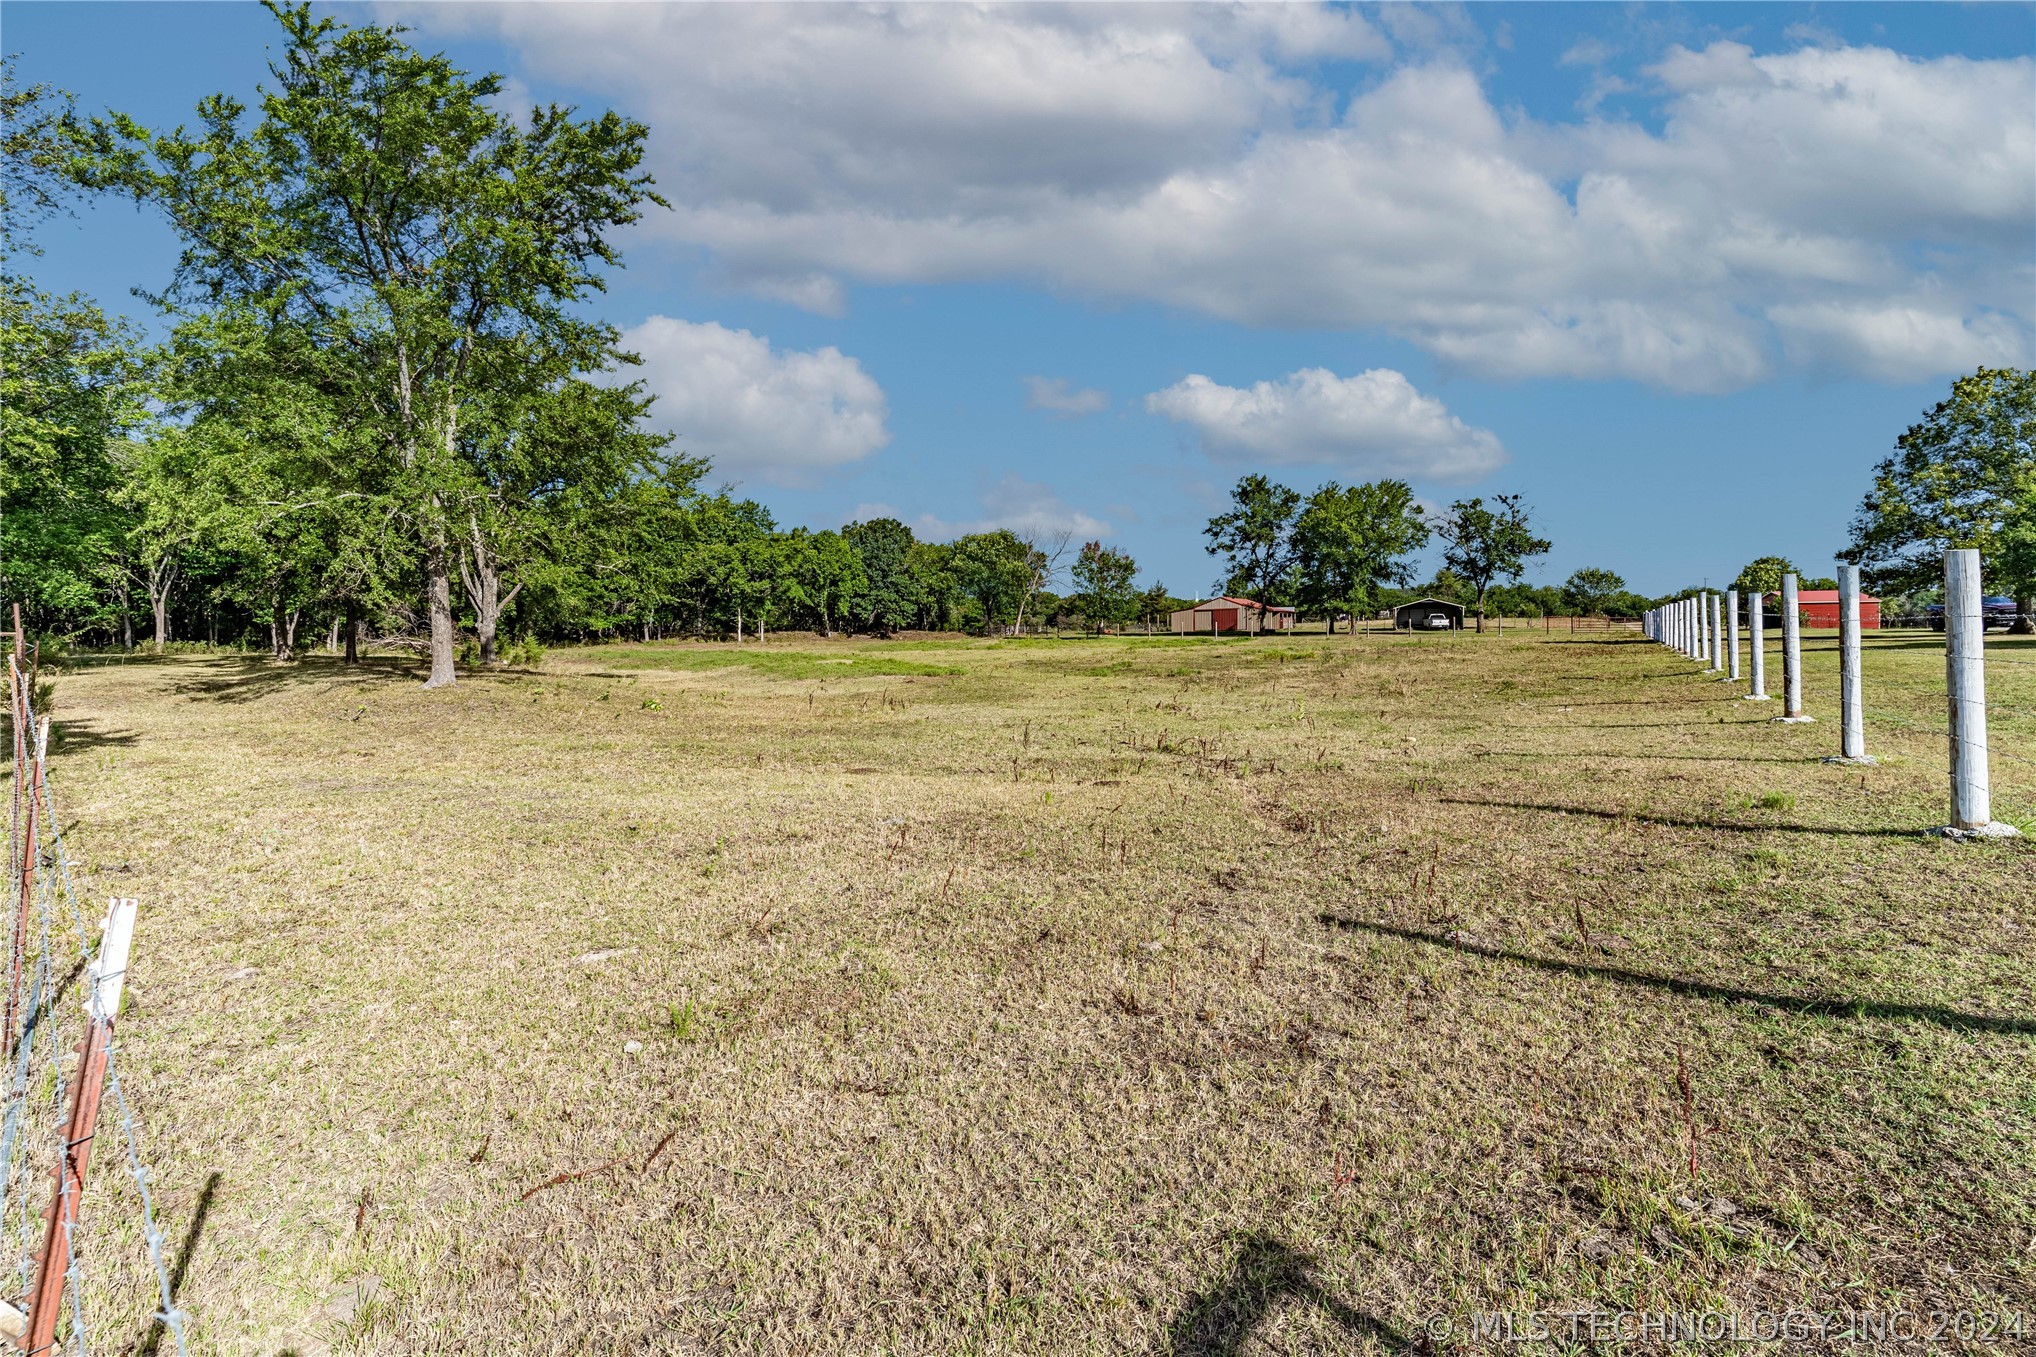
[950, 531, 1029, 636]
[1070, 540, 1138, 634]
[92, 2, 663, 685]
[1845, 368, 2035, 630]
[1433, 494, 1551, 633]
[1561, 567, 1626, 616]
[782, 529, 865, 638]
[1204, 474, 1302, 629]
[843, 517, 920, 635]
[457, 372, 672, 662]
[1731, 556, 1799, 597]
[1292, 479, 1428, 634]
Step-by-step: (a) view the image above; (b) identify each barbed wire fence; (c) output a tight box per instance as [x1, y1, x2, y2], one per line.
[5, 626, 188, 1355]
[1643, 550, 2029, 839]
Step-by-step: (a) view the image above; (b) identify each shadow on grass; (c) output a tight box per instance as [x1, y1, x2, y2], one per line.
[1474, 750, 1812, 766]
[1435, 796, 1933, 838]
[136, 1169, 221, 1356]
[1525, 695, 1749, 707]
[1568, 719, 1777, 731]
[1164, 1232, 1409, 1355]
[47, 717, 142, 753]
[167, 654, 429, 703]
[158, 653, 544, 704]
[1318, 915, 2036, 1037]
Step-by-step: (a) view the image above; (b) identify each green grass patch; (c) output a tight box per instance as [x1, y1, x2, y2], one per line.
[590, 646, 964, 679]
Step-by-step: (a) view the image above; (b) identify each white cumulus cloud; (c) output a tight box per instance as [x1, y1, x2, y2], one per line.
[620, 316, 889, 487]
[410, 7, 2034, 389]
[1145, 368, 1506, 482]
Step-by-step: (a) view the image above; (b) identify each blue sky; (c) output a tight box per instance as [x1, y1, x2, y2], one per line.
[12, 2, 2034, 597]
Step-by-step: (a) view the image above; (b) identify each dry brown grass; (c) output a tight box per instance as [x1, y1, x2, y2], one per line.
[29, 624, 2036, 1354]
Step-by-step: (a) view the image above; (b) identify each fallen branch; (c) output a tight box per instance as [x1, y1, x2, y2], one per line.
[520, 1128, 685, 1201]
[641, 1129, 680, 1174]
[520, 1155, 629, 1202]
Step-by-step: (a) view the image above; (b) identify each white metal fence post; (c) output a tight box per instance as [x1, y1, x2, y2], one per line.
[1725, 590, 1741, 681]
[1825, 564, 1874, 763]
[1775, 573, 1812, 722]
[1709, 592, 1723, 671]
[1747, 590, 1769, 700]
[1939, 549, 2021, 837]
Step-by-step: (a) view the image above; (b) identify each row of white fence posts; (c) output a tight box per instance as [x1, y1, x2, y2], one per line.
[1641, 549, 2019, 839]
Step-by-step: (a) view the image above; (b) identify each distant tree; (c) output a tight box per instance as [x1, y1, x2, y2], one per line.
[783, 528, 864, 637]
[1415, 569, 1470, 603]
[1488, 582, 1564, 619]
[1845, 368, 2035, 631]
[1731, 556, 1799, 597]
[1292, 479, 1428, 633]
[1561, 567, 1626, 616]
[907, 540, 960, 631]
[1432, 494, 1551, 632]
[950, 531, 1029, 635]
[843, 517, 919, 634]
[1137, 582, 1174, 633]
[1204, 474, 1302, 630]
[1070, 541, 1138, 634]
[1013, 530, 1074, 634]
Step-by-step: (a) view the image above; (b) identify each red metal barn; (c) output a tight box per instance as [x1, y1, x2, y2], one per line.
[1784, 589, 1880, 629]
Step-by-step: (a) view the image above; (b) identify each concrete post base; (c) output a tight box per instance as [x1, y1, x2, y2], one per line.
[1821, 755, 1879, 766]
[1771, 715, 1815, 724]
[1931, 822, 2024, 840]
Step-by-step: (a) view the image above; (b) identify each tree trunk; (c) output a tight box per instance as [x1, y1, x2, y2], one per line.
[459, 516, 521, 667]
[423, 531, 458, 688]
[344, 600, 361, 665]
[270, 594, 293, 662]
[328, 616, 341, 655]
[2013, 596, 2034, 635]
[735, 601, 743, 645]
[117, 582, 133, 652]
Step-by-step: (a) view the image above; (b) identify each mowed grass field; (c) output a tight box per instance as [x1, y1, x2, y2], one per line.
[35, 624, 2036, 1354]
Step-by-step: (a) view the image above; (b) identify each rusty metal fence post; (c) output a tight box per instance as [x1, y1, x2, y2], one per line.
[22, 899, 139, 1354]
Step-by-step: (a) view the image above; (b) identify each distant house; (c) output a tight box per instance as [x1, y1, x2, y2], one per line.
[1393, 598, 1465, 631]
[1168, 597, 1297, 634]
[1772, 589, 1880, 629]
